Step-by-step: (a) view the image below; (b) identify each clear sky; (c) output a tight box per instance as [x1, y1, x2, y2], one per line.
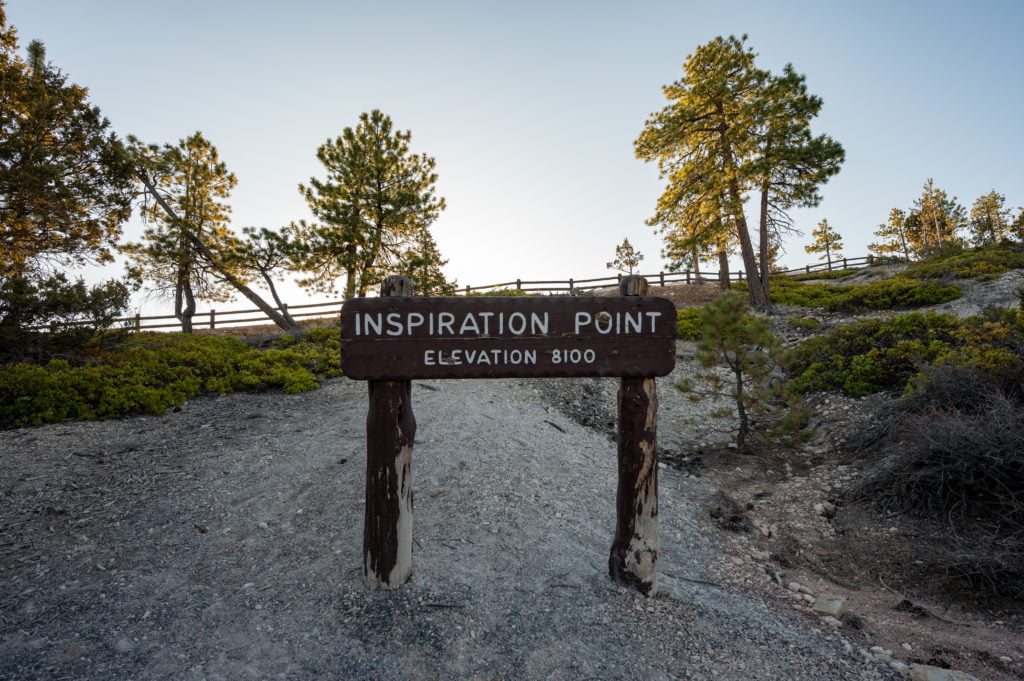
[6, 0, 1024, 312]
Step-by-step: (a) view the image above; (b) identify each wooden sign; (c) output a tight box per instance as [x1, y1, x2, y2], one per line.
[340, 296, 676, 380]
[357, 275, 666, 597]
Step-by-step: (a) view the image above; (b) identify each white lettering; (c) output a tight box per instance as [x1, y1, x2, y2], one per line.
[424, 349, 435, 365]
[646, 311, 662, 332]
[386, 313, 403, 336]
[574, 311, 591, 334]
[458, 314, 480, 335]
[625, 312, 642, 333]
[508, 312, 527, 335]
[364, 313, 383, 335]
[595, 312, 613, 334]
[531, 312, 549, 335]
[477, 312, 494, 335]
[407, 312, 424, 333]
[438, 312, 455, 335]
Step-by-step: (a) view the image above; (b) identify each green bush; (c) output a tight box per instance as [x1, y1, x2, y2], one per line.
[0, 327, 342, 428]
[827, 277, 961, 312]
[790, 311, 1024, 397]
[676, 307, 703, 340]
[764, 275, 961, 312]
[905, 248, 1024, 281]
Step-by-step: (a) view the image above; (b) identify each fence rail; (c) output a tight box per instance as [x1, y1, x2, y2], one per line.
[43, 254, 877, 333]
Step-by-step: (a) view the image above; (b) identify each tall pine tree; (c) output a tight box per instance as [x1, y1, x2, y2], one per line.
[293, 110, 445, 299]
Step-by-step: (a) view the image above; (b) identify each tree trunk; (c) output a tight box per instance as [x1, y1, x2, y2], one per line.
[729, 178, 767, 306]
[715, 104, 766, 306]
[758, 185, 771, 302]
[138, 170, 301, 332]
[717, 249, 730, 290]
[260, 270, 298, 328]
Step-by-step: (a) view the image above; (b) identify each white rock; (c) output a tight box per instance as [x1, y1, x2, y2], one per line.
[812, 593, 848, 618]
[821, 616, 842, 629]
[787, 581, 802, 593]
[901, 642, 913, 652]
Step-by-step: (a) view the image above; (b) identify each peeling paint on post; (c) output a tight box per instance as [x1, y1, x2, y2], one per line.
[609, 275, 660, 595]
[363, 275, 416, 589]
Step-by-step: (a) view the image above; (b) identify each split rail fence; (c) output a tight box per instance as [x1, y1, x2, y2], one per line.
[66, 255, 877, 332]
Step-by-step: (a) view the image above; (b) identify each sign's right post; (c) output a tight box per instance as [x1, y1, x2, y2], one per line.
[608, 274, 660, 596]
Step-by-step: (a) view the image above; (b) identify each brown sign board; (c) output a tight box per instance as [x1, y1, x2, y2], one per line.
[340, 296, 677, 380]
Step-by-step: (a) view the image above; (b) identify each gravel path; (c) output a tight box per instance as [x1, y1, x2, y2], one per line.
[0, 374, 896, 680]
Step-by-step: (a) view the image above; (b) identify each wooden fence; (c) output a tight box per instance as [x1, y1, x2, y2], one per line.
[460, 254, 875, 295]
[58, 254, 876, 333]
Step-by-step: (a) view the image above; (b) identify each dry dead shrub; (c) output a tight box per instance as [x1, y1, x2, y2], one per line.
[854, 382, 1024, 598]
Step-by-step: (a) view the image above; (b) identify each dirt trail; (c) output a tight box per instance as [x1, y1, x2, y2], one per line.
[0, 376, 896, 680]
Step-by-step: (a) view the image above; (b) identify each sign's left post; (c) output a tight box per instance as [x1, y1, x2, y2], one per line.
[362, 275, 416, 589]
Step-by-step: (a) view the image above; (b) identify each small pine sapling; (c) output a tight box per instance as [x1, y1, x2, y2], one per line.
[676, 293, 810, 451]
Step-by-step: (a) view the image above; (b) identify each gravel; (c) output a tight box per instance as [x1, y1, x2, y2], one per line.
[0, 371, 898, 680]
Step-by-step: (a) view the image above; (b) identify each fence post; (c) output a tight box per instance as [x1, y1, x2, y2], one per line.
[516, 278, 522, 291]
[827, 259, 833, 272]
[210, 309, 216, 330]
[465, 285, 470, 295]
[609, 275, 660, 596]
[686, 271, 691, 284]
[569, 278, 574, 295]
[659, 271, 665, 287]
[363, 275, 417, 590]
[738, 270, 744, 281]
[805, 264, 810, 274]
[843, 257, 848, 270]
[135, 312, 141, 332]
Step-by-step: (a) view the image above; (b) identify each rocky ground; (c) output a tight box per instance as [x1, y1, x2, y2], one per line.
[2, 268, 1023, 680]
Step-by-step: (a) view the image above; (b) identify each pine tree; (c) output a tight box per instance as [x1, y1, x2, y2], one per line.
[869, 208, 912, 261]
[969, 190, 1011, 246]
[636, 35, 842, 307]
[0, 6, 134, 350]
[121, 133, 240, 332]
[912, 179, 965, 255]
[1012, 208, 1024, 243]
[394, 228, 456, 296]
[750, 65, 844, 295]
[675, 293, 808, 451]
[293, 110, 445, 299]
[804, 218, 843, 264]
[606, 238, 644, 274]
[0, 12, 134, 278]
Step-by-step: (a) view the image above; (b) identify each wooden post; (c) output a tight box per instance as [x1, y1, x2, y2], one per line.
[609, 274, 660, 596]
[135, 312, 141, 332]
[568, 278, 574, 295]
[659, 271, 665, 287]
[210, 309, 216, 330]
[516, 278, 522, 290]
[363, 275, 417, 589]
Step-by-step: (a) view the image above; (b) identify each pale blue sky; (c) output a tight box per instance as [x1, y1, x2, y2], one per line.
[6, 0, 1024, 310]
